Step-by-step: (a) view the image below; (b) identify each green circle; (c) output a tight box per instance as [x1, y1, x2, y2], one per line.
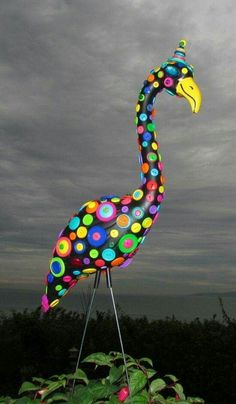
[89, 249, 99, 259]
[139, 94, 145, 101]
[55, 285, 62, 291]
[148, 152, 157, 162]
[50, 257, 65, 278]
[118, 234, 139, 254]
[83, 214, 94, 226]
[147, 123, 156, 132]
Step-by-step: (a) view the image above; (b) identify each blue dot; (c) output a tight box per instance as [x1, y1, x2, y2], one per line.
[73, 270, 81, 276]
[58, 289, 67, 296]
[51, 261, 61, 275]
[147, 104, 153, 112]
[102, 248, 116, 261]
[143, 132, 152, 141]
[87, 225, 107, 248]
[69, 216, 80, 230]
[151, 168, 159, 176]
[47, 273, 54, 283]
[165, 65, 178, 77]
[142, 141, 148, 147]
[144, 86, 151, 94]
[140, 113, 147, 122]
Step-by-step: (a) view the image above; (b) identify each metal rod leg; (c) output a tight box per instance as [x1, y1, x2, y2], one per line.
[106, 269, 133, 404]
[72, 271, 101, 392]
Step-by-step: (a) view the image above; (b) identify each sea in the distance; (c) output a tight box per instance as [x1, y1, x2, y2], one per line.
[1, 288, 236, 322]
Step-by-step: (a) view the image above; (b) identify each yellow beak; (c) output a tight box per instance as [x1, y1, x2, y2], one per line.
[176, 77, 202, 113]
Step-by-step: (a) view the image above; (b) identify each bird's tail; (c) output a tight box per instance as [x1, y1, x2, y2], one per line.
[41, 258, 88, 312]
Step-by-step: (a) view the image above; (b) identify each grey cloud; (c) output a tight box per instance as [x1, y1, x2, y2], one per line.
[0, 0, 236, 299]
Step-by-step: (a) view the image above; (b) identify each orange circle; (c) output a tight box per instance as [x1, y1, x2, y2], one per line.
[86, 201, 99, 214]
[142, 163, 149, 174]
[151, 108, 157, 118]
[147, 74, 155, 82]
[69, 232, 76, 240]
[160, 175, 165, 184]
[117, 214, 130, 228]
[111, 257, 125, 267]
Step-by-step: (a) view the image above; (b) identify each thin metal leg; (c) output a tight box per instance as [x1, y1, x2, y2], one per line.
[106, 269, 133, 404]
[72, 271, 101, 393]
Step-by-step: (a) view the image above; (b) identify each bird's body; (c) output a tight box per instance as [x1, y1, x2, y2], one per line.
[42, 40, 201, 312]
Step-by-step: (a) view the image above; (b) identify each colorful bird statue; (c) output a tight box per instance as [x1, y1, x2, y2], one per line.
[41, 40, 202, 312]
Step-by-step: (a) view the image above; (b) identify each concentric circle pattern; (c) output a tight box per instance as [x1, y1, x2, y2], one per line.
[47, 40, 201, 309]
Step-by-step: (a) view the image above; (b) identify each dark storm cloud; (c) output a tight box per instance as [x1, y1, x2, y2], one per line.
[0, 0, 235, 295]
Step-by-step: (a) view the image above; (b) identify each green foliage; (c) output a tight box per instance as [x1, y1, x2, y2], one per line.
[0, 351, 204, 404]
[0, 307, 235, 402]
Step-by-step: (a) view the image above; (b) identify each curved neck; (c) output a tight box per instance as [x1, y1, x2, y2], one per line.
[135, 70, 165, 209]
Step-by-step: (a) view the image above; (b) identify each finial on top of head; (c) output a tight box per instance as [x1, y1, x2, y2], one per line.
[169, 39, 187, 64]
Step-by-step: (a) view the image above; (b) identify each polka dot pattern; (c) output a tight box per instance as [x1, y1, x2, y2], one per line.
[43, 41, 197, 310]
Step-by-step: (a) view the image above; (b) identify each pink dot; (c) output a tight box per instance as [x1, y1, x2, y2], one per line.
[164, 77, 174, 87]
[93, 232, 101, 241]
[124, 239, 133, 248]
[137, 125, 144, 134]
[158, 162, 164, 170]
[146, 193, 154, 202]
[63, 275, 72, 282]
[121, 197, 132, 205]
[153, 212, 160, 224]
[157, 195, 163, 202]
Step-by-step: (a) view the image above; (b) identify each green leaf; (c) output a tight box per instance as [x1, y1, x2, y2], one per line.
[172, 383, 186, 401]
[186, 398, 205, 404]
[129, 369, 147, 396]
[71, 385, 94, 404]
[46, 393, 69, 402]
[15, 398, 38, 404]
[41, 381, 65, 400]
[146, 368, 157, 379]
[139, 357, 153, 367]
[165, 374, 179, 383]
[149, 378, 166, 394]
[89, 381, 119, 400]
[125, 390, 149, 404]
[83, 352, 112, 367]
[109, 365, 123, 384]
[32, 377, 46, 385]
[152, 393, 167, 404]
[66, 368, 88, 384]
[18, 381, 39, 395]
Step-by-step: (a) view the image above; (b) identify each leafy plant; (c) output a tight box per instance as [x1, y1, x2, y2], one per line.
[0, 352, 204, 403]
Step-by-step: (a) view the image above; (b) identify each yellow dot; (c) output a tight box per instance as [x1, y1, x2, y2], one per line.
[136, 104, 140, 112]
[159, 186, 165, 193]
[152, 142, 158, 150]
[182, 67, 188, 74]
[158, 153, 162, 161]
[154, 66, 160, 72]
[110, 229, 119, 238]
[133, 189, 144, 201]
[131, 223, 141, 233]
[82, 268, 97, 274]
[153, 81, 159, 88]
[77, 226, 87, 238]
[50, 299, 60, 308]
[142, 217, 153, 229]
[76, 242, 84, 252]
[111, 197, 120, 203]
[157, 71, 164, 78]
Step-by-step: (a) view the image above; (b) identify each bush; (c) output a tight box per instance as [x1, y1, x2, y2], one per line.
[0, 351, 204, 403]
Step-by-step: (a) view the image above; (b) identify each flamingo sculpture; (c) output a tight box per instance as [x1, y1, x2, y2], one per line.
[42, 40, 202, 313]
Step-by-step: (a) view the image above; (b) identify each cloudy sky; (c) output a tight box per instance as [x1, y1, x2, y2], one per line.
[0, 0, 236, 302]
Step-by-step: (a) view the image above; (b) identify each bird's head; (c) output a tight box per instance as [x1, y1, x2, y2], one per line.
[156, 39, 202, 113]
